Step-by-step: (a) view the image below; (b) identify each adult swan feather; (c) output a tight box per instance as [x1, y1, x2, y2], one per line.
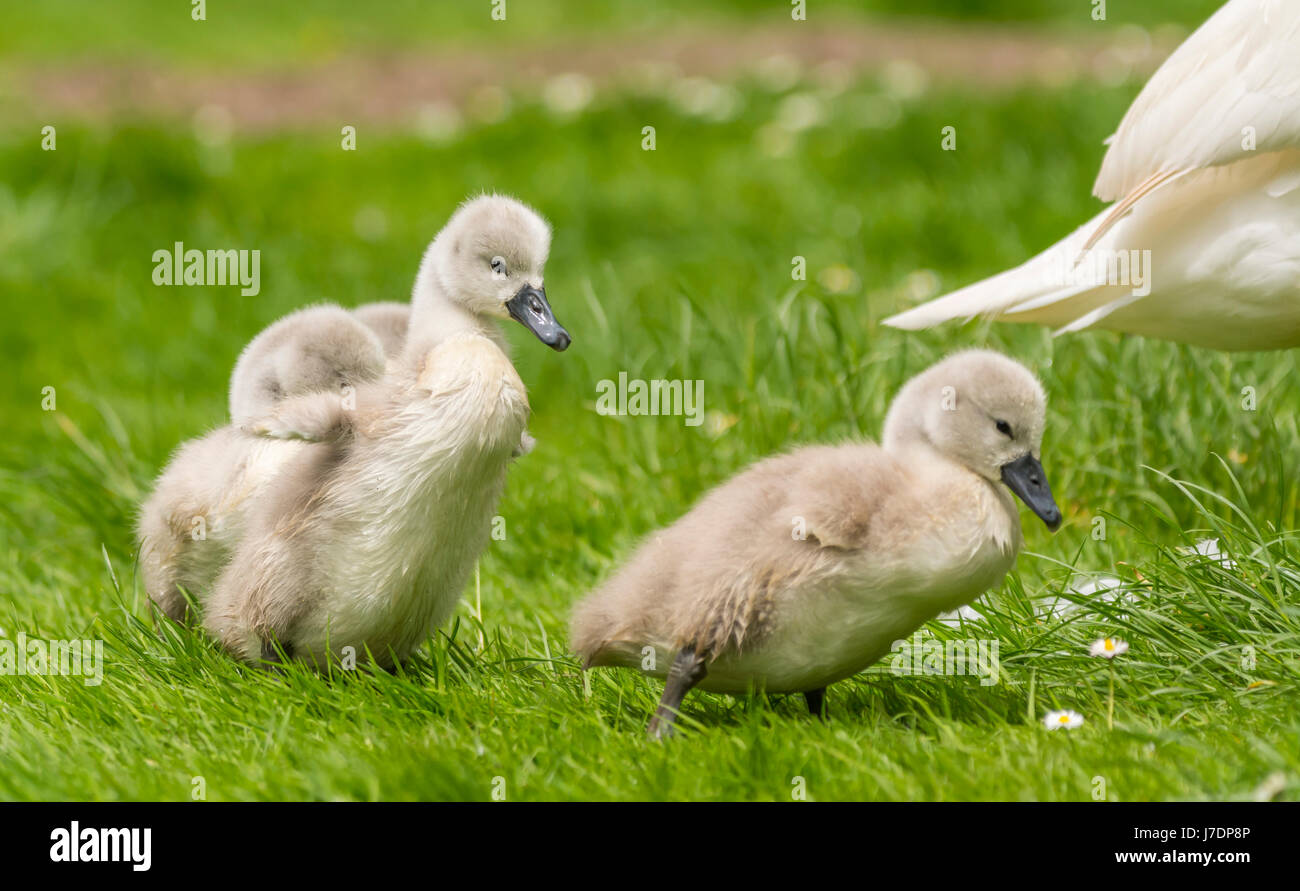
[884, 0, 1300, 351]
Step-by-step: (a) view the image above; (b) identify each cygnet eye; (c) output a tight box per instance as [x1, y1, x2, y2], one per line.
[995, 419, 1013, 438]
[490, 256, 508, 276]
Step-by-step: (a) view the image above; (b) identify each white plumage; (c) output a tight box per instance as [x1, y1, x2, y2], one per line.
[571, 350, 1061, 736]
[137, 195, 569, 668]
[227, 303, 397, 427]
[884, 0, 1300, 350]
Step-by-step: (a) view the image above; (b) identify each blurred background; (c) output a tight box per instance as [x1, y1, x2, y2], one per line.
[3, 0, 1296, 800]
[0, 0, 1236, 505]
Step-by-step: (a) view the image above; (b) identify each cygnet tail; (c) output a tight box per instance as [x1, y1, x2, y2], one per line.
[568, 595, 638, 670]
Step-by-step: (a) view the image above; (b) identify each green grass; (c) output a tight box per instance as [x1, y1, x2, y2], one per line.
[2, 45, 1298, 800]
[0, 0, 1224, 67]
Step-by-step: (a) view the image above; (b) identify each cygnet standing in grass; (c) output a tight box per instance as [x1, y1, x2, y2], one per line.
[571, 350, 1061, 737]
[138, 194, 570, 668]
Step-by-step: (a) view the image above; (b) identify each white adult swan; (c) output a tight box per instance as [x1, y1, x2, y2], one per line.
[884, 0, 1300, 350]
[138, 195, 570, 668]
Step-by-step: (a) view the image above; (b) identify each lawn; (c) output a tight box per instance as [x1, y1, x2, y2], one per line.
[0, 2, 1297, 801]
[0, 0, 1225, 65]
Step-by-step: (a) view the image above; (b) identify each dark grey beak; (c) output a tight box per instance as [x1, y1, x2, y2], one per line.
[506, 284, 570, 351]
[1000, 453, 1062, 531]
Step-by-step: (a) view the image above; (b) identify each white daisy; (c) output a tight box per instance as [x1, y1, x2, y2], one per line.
[1036, 575, 1140, 621]
[542, 73, 595, 117]
[1090, 637, 1129, 658]
[1044, 709, 1084, 730]
[1181, 538, 1238, 570]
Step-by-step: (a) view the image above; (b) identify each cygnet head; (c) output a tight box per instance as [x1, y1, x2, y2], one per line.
[414, 194, 570, 350]
[882, 349, 1062, 530]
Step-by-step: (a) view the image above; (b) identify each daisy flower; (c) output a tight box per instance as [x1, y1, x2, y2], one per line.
[1044, 709, 1084, 730]
[1181, 538, 1237, 570]
[1090, 637, 1129, 659]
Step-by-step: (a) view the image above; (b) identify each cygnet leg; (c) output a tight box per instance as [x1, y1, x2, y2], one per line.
[803, 687, 827, 719]
[259, 637, 294, 667]
[647, 646, 707, 739]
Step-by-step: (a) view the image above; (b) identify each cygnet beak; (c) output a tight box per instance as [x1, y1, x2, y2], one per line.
[507, 284, 571, 351]
[1000, 453, 1062, 531]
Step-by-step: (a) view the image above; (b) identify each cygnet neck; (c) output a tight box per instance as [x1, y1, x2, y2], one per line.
[882, 417, 971, 479]
[880, 401, 925, 456]
[404, 246, 496, 361]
